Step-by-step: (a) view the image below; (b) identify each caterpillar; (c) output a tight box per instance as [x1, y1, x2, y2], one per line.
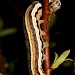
[23, 0, 61, 75]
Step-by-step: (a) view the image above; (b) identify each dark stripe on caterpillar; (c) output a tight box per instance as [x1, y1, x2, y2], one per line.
[24, 1, 42, 75]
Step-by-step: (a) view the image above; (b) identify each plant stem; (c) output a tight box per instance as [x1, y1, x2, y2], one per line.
[42, 0, 51, 75]
[42, 0, 49, 30]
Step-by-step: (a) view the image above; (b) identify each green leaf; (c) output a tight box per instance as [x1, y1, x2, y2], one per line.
[64, 58, 73, 62]
[54, 52, 58, 62]
[62, 61, 72, 67]
[0, 28, 17, 37]
[0, 73, 3, 75]
[51, 49, 72, 70]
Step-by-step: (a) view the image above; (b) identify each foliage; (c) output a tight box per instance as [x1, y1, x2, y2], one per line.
[0, 73, 3, 75]
[51, 50, 73, 70]
[0, 16, 17, 74]
[0, 16, 17, 38]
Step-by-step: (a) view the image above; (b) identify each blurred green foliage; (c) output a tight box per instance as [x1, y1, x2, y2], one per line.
[0, 28, 17, 37]
[0, 16, 17, 37]
[62, 61, 72, 67]
[0, 16, 17, 74]
[0, 73, 3, 75]
[51, 50, 73, 70]
[3, 53, 17, 74]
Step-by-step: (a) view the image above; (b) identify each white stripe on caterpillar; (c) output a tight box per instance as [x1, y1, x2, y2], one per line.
[24, 0, 61, 75]
[31, 3, 45, 75]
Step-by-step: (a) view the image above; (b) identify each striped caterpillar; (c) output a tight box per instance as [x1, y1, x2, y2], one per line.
[23, 0, 61, 75]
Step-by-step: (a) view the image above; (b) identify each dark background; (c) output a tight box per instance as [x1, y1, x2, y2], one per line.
[0, 0, 75, 75]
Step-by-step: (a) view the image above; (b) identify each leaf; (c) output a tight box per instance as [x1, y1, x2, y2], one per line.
[0, 73, 3, 75]
[64, 58, 73, 62]
[51, 49, 71, 70]
[0, 28, 17, 37]
[54, 52, 58, 62]
[62, 61, 72, 67]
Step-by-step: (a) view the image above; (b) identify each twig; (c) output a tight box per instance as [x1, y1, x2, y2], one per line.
[42, 0, 51, 75]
